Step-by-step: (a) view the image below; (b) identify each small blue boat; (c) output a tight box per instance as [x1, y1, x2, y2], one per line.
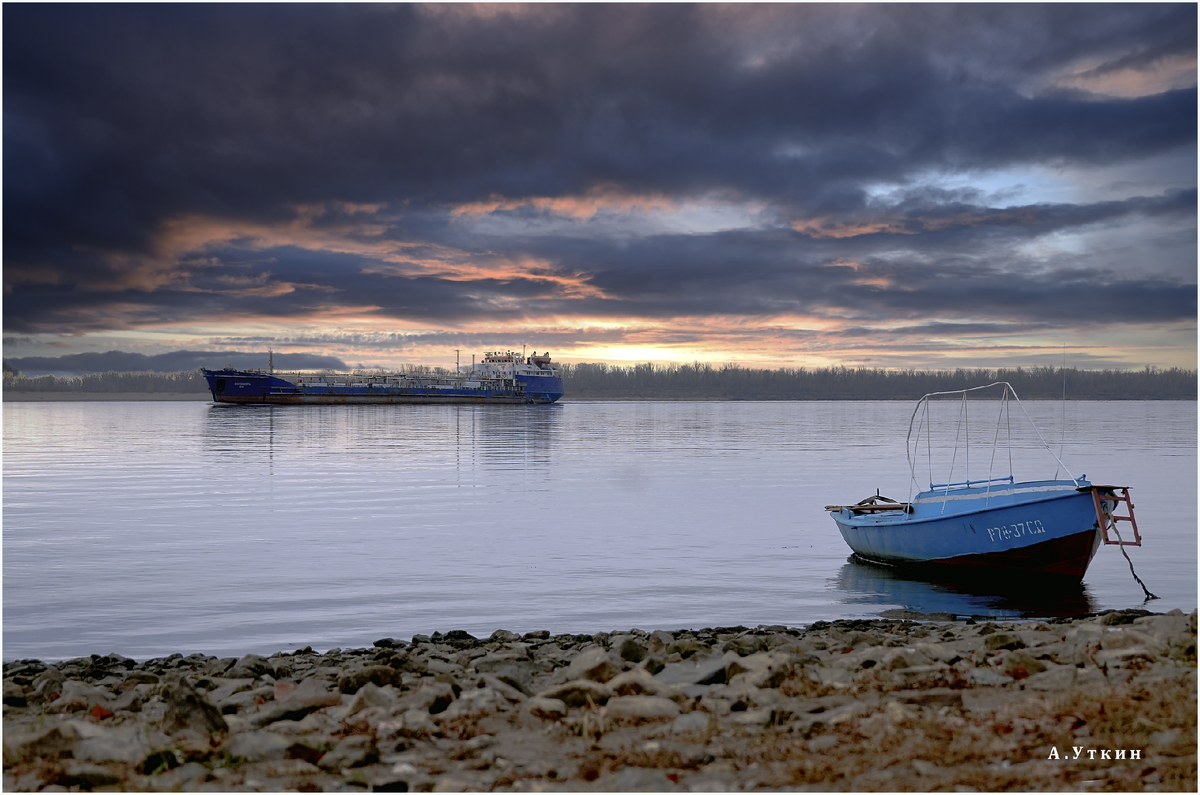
[827, 383, 1141, 581]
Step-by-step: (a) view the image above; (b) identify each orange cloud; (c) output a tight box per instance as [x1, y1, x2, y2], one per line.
[203, 272, 338, 299]
[361, 255, 606, 299]
[451, 186, 687, 220]
[814, 259, 898, 290]
[155, 204, 395, 266]
[1050, 52, 1197, 98]
[450, 185, 760, 222]
[0, 203, 397, 298]
[151, 204, 608, 300]
[417, 3, 565, 24]
[792, 206, 1047, 239]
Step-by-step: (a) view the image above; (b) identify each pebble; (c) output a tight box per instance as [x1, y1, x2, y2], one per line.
[2, 610, 1195, 791]
[602, 695, 681, 721]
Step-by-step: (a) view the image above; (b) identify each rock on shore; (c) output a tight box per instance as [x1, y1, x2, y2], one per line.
[3, 609, 1195, 791]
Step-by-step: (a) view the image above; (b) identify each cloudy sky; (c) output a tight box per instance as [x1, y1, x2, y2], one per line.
[4, 4, 1196, 375]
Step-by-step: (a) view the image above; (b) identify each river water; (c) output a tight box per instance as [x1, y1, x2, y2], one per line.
[3, 399, 1195, 662]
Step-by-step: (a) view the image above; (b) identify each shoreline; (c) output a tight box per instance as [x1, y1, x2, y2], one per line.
[3, 393, 210, 402]
[5, 392, 1195, 403]
[4, 611, 1195, 791]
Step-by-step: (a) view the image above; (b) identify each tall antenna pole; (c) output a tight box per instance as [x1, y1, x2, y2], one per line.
[455, 349, 460, 373]
[1058, 343, 1067, 465]
[269, 348, 274, 374]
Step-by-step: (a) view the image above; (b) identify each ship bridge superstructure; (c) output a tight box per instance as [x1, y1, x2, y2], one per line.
[466, 350, 560, 382]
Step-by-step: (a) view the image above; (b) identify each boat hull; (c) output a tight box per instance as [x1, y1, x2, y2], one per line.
[847, 526, 1102, 580]
[201, 369, 564, 405]
[831, 481, 1108, 581]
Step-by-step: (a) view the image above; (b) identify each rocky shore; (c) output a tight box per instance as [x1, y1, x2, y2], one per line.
[4, 609, 1195, 792]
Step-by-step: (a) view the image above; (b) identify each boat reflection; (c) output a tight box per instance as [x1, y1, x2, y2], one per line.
[834, 557, 1099, 619]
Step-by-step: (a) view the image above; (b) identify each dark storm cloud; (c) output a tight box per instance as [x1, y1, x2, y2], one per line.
[5, 350, 347, 378]
[834, 188, 1197, 240]
[2, 3, 1195, 346]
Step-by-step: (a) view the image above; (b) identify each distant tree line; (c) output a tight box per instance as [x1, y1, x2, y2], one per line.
[0, 362, 458, 394]
[3, 360, 1195, 399]
[557, 363, 1197, 400]
[2, 366, 210, 393]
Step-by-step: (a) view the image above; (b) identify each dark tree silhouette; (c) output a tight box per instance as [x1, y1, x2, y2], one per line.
[3, 364, 1195, 399]
[558, 363, 1196, 400]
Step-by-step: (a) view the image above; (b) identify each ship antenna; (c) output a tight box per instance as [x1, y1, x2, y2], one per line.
[269, 348, 274, 374]
[1056, 344, 1066, 479]
[456, 349, 460, 373]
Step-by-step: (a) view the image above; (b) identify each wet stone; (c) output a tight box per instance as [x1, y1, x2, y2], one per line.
[3, 680, 27, 708]
[162, 675, 229, 737]
[603, 695, 680, 721]
[984, 633, 1026, 651]
[619, 637, 649, 663]
[525, 696, 568, 720]
[537, 679, 613, 708]
[318, 734, 378, 770]
[338, 664, 401, 694]
[226, 654, 276, 680]
[374, 637, 408, 649]
[227, 729, 293, 762]
[565, 648, 623, 683]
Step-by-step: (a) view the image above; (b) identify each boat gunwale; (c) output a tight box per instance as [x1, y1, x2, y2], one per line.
[831, 481, 1107, 529]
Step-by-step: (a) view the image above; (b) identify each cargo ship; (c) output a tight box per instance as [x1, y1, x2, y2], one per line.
[201, 350, 564, 405]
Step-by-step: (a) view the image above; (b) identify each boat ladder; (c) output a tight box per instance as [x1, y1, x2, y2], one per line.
[1090, 485, 1157, 601]
[1090, 486, 1141, 547]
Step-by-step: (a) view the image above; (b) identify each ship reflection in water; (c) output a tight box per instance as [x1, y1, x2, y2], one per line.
[834, 557, 1099, 620]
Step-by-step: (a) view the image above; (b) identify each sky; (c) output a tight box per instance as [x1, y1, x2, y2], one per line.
[4, 4, 1197, 376]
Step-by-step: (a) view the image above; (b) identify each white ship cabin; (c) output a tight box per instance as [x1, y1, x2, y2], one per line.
[468, 350, 560, 379]
[280, 349, 559, 388]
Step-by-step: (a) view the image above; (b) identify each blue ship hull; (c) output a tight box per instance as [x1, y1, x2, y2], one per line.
[829, 480, 1110, 580]
[201, 369, 564, 405]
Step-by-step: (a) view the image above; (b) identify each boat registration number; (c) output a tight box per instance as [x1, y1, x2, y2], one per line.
[986, 519, 1046, 543]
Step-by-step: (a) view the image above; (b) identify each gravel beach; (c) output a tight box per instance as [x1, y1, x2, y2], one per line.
[3, 609, 1195, 792]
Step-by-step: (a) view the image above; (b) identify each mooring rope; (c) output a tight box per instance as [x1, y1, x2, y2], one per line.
[1109, 518, 1159, 602]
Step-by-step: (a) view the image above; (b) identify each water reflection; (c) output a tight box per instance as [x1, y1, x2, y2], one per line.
[834, 558, 1099, 619]
[202, 403, 279, 454]
[200, 403, 563, 468]
[472, 404, 561, 473]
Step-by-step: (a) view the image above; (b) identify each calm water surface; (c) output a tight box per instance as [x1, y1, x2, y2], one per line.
[4, 400, 1195, 661]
